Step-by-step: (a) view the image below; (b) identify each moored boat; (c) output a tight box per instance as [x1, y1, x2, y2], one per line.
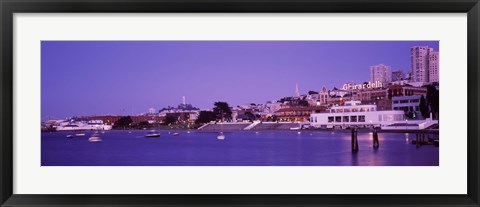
[145, 131, 160, 138]
[217, 132, 225, 140]
[88, 133, 102, 143]
[290, 126, 301, 130]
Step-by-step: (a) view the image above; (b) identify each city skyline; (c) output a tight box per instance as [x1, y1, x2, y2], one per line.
[42, 41, 439, 119]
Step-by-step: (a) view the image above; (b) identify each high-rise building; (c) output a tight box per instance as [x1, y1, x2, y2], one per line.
[429, 50, 439, 83]
[391, 70, 405, 81]
[370, 64, 392, 84]
[411, 46, 439, 83]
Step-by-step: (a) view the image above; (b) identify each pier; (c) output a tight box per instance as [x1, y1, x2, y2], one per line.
[350, 127, 438, 153]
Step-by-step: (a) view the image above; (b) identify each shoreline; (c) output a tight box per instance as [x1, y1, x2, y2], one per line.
[45, 128, 439, 134]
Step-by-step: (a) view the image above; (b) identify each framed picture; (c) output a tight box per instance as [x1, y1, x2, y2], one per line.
[1, 0, 479, 206]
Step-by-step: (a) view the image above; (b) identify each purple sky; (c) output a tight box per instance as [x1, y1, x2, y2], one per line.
[41, 41, 438, 119]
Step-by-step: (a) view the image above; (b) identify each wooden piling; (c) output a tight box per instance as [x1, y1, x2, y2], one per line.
[351, 128, 355, 151]
[373, 128, 379, 149]
[351, 127, 359, 152]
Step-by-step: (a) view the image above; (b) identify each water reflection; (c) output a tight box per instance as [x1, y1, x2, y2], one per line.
[42, 130, 439, 166]
[351, 151, 359, 166]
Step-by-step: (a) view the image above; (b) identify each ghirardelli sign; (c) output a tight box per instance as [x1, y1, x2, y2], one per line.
[342, 81, 383, 91]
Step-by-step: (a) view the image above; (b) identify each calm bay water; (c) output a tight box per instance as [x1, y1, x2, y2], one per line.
[41, 130, 439, 166]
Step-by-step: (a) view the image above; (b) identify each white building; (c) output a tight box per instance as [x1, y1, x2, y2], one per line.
[310, 100, 405, 129]
[392, 95, 424, 119]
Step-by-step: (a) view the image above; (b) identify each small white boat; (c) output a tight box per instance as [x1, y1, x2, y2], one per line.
[290, 126, 301, 130]
[145, 131, 160, 138]
[217, 132, 225, 140]
[75, 133, 86, 136]
[66, 135, 73, 138]
[88, 133, 102, 143]
[173, 132, 180, 137]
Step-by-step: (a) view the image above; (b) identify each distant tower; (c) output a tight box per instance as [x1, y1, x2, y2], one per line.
[182, 96, 186, 105]
[294, 83, 300, 97]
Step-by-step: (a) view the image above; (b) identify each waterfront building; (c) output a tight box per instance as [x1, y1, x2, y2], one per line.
[328, 87, 349, 98]
[392, 95, 423, 119]
[411, 46, 439, 83]
[326, 95, 352, 107]
[131, 115, 165, 124]
[374, 99, 393, 111]
[310, 100, 405, 129]
[83, 115, 122, 125]
[355, 88, 388, 103]
[388, 85, 427, 98]
[391, 70, 405, 81]
[55, 119, 113, 131]
[274, 106, 326, 122]
[370, 64, 392, 83]
[165, 111, 199, 123]
[84, 115, 166, 125]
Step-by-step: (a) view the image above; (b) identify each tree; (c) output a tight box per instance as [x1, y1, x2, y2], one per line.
[137, 121, 151, 129]
[113, 116, 132, 129]
[244, 111, 256, 122]
[404, 110, 417, 119]
[164, 115, 177, 125]
[213, 102, 232, 122]
[425, 85, 439, 119]
[195, 111, 217, 124]
[419, 95, 429, 118]
[308, 91, 319, 95]
[298, 99, 309, 107]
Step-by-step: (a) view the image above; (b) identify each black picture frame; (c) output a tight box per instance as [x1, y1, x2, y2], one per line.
[1, 0, 479, 206]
